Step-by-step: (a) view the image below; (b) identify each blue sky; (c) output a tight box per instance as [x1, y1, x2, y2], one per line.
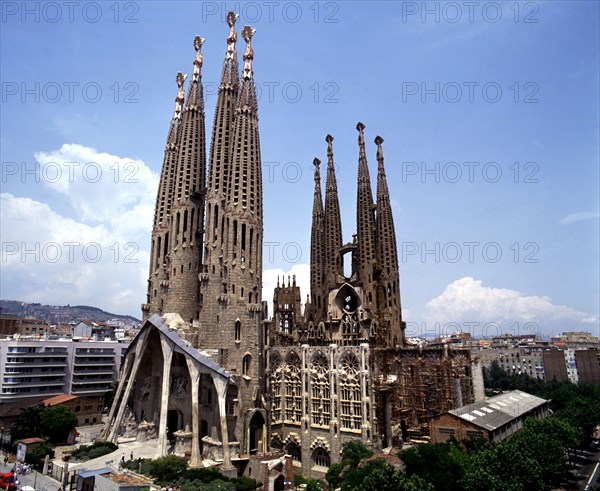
[1, 1, 598, 338]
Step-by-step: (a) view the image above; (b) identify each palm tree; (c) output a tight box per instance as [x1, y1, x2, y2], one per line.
[11, 404, 46, 442]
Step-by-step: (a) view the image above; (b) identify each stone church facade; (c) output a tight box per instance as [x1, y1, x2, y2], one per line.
[104, 12, 482, 484]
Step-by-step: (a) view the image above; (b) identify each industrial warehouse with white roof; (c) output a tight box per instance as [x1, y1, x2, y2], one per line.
[429, 390, 550, 443]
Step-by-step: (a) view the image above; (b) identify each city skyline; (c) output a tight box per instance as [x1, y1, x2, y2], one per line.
[1, 1, 598, 337]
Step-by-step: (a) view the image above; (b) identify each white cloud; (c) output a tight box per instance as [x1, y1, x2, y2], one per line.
[559, 211, 600, 225]
[421, 276, 597, 337]
[34, 143, 158, 236]
[262, 263, 310, 316]
[1, 192, 151, 317]
[1, 144, 158, 318]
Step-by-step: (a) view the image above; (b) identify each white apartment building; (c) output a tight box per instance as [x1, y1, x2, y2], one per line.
[0, 337, 129, 402]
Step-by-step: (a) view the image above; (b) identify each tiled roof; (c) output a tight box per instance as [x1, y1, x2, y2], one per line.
[43, 394, 78, 406]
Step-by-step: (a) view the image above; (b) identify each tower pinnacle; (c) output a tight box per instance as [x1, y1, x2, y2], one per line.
[357, 122, 367, 161]
[192, 36, 205, 80]
[326, 134, 334, 169]
[242, 26, 256, 80]
[226, 11, 238, 60]
[375, 135, 384, 171]
[167, 72, 186, 146]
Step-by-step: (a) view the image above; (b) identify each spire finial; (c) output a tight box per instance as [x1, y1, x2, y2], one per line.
[326, 135, 334, 168]
[313, 158, 321, 181]
[241, 25, 256, 79]
[357, 122, 367, 160]
[192, 36, 205, 79]
[226, 12, 238, 60]
[375, 135, 385, 172]
[175, 72, 187, 117]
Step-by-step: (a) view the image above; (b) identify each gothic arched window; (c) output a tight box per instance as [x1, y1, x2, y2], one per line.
[235, 320, 241, 342]
[286, 442, 301, 462]
[339, 351, 362, 431]
[242, 354, 251, 376]
[310, 352, 331, 428]
[270, 351, 282, 423]
[284, 352, 302, 423]
[312, 447, 330, 468]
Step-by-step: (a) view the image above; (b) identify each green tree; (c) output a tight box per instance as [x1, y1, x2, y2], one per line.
[341, 440, 374, 466]
[325, 462, 347, 490]
[149, 455, 188, 484]
[400, 440, 469, 491]
[460, 442, 542, 491]
[41, 405, 78, 444]
[197, 480, 235, 491]
[341, 458, 389, 491]
[353, 464, 435, 491]
[305, 479, 323, 491]
[510, 418, 573, 488]
[11, 404, 46, 442]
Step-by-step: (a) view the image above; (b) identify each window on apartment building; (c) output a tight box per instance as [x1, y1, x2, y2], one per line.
[439, 428, 455, 435]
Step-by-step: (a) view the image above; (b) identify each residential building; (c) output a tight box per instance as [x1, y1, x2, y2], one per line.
[0, 338, 128, 402]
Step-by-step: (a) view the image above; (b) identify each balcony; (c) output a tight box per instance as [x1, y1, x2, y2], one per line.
[72, 369, 114, 376]
[3, 380, 64, 388]
[73, 360, 114, 367]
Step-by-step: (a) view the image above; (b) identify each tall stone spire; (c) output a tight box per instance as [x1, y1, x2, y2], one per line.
[206, 11, 239, 203]
[375, 136, 404, 346]
[323, 134, 343, 291]
[355, 122, 377, 308]
[173, 36, 207, 202]
[224, 24, 262, 285]
[154, 72, 185, 229]
[201, 22, 263, 453]
[201, 12, 240, 323]
[154, 35, 208, 325]
[310, 158, 325, 318]
[143, 73, 185, 322]
[198, 20, 263, 427]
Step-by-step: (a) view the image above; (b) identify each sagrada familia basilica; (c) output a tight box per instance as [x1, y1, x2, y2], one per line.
[103, 12, 483, 488]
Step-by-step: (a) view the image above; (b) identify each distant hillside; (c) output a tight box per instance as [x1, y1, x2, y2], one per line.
[0, 300, 140, 324]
